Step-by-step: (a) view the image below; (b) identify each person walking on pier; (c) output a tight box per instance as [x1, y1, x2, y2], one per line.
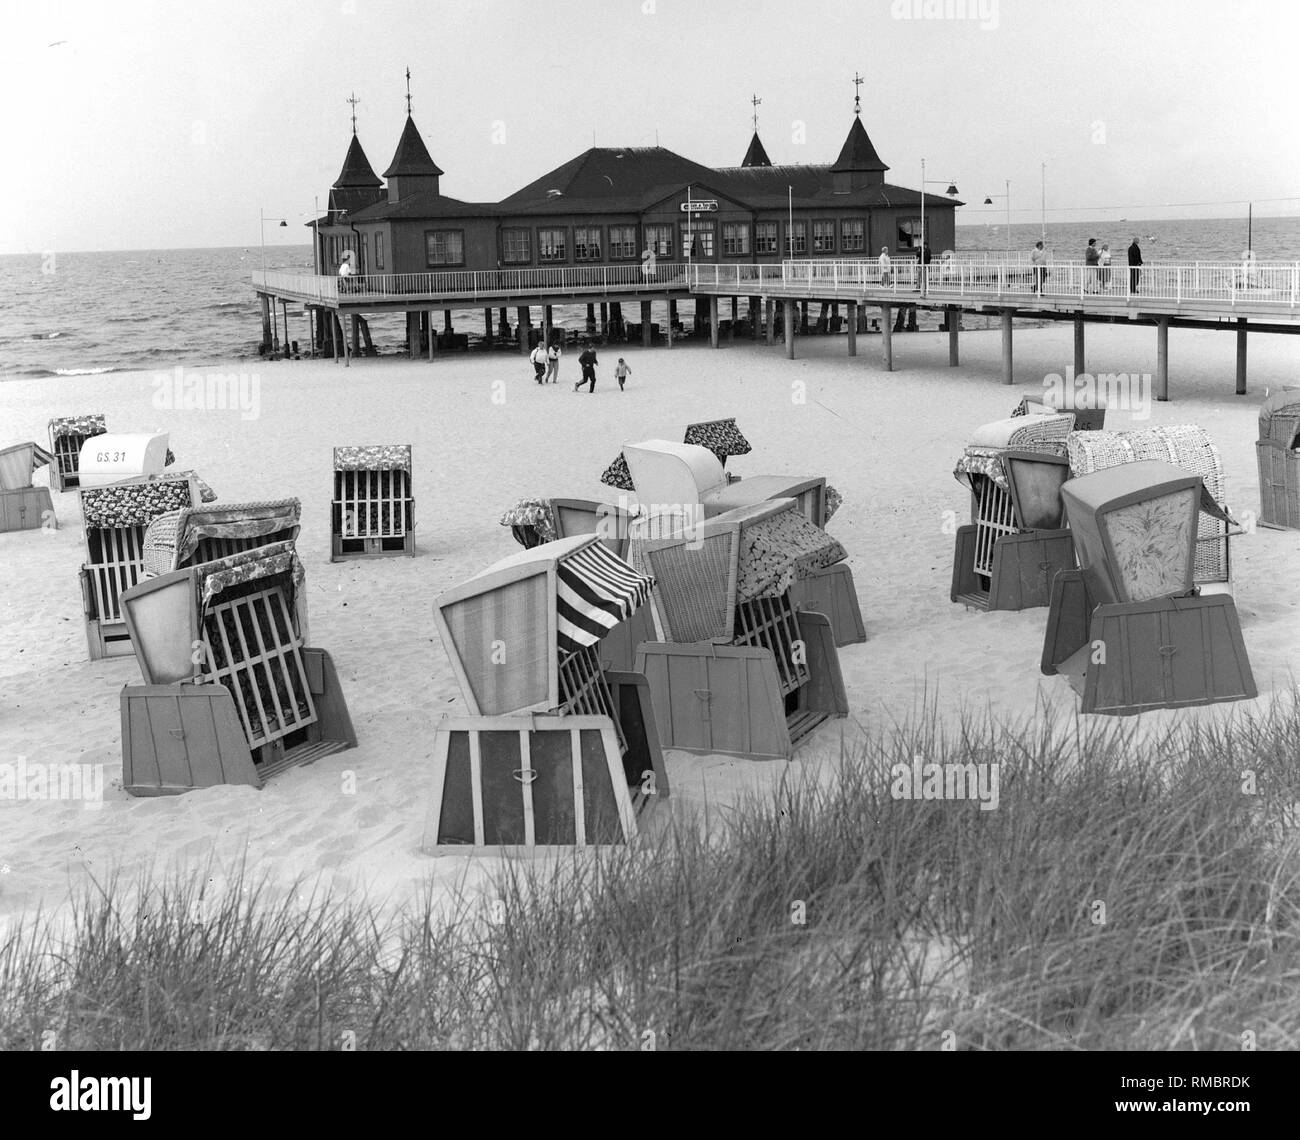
[1084, 238, 1100, 293]
[615, 357, 631, 390]
[1099, 242, 1112, 290]
[545, 340, 561, 383]
[574, 343, 599, 392]
[878, 246, 892, 287]
[530, 342, 548, 384]
[1127, 238, 1143, 294]
[1031, 240, 1047, 294]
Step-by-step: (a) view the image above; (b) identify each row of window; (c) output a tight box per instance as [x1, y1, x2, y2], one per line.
[328, 232, 385, 272]
[419, 218, 902, 268]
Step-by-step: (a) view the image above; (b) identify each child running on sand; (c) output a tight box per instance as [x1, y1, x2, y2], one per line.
[615, 358, 631, 390]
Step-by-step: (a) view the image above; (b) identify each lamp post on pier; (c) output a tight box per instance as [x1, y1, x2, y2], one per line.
[918, 158, 959, 295]
[983, 180, 1012, 255]
[259, 208, 288, 276]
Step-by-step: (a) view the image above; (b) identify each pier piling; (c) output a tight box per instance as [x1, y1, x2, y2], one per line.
[1156, 318, 1169, 401]
[881, 306, 893, 371]
[1000, 309, 1013, 385]
[1236, 319, 1248, 395]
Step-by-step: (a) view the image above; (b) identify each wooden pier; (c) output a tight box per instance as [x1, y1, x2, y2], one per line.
[251, 256, 1299, 397]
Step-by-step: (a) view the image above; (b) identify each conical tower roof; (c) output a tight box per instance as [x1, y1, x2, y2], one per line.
[831, 116, 888, 173]
[334, 134, 383, 189]
[741, 131, 772, 168]
[383, 115, 444, 178]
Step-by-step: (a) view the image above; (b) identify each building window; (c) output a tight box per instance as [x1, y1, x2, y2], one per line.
[574, 226, 603, 261]
[375, 232, 385, 271]
[754, 222, 778, 255]
[425, 230, 465, 267]
[897, 219, 922, 252]
[784, 221, 807, 257]
[644, 224, 673, 259]
[538, 228, 567, 262]
[502, 228, 531, 264]
[722, 223, 750, 256]
[841, 219, 865, 253]
[679, 219, 715, 258]
[609, 225, 638, 259]
[812, 220, 836, 254]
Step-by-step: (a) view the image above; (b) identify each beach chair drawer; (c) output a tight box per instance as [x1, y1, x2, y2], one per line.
[422, 716, 637, 852]
[0, 486, 53, 533]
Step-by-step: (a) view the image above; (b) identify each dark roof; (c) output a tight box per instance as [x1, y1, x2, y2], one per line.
[500, 147, 725, 211]
[831, 117, 888, 173]
[329, 185, 387, 217]
[741, 132, 771, 168]
[334, 135, 383, 189]
[383, 115, 444, 178]
[348, 190, 497, 222]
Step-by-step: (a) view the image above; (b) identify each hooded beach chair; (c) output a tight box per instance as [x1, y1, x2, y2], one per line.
[1040, 461, 1255, 716]
[78, 459, 215, 660]
[1067, 425, 1232, 585]
[0, 440, 56, 533]
[330, 444, 415, 560]
[950, 413, 1077, 611]
[683, 417, 753, 468]
[1256, 389, 1300, 530]
[48, 413, 107, 493]
[427, 534, 667, 852]
[118, 540, 355, 794]
[633, 498, 848, 761]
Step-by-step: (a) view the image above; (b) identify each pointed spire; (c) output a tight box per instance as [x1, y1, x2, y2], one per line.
[742, 131, 772, 168]
[831, 115, 887, 173]
[383, 115, 444, 178]
[334, 134, 383, 189]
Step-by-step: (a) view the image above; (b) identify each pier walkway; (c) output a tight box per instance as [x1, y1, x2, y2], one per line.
[250, 257, 1299, 397]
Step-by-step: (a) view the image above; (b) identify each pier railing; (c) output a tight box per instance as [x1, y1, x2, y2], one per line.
[252, 263, 690, 304]
[692, 259, 1300, 308]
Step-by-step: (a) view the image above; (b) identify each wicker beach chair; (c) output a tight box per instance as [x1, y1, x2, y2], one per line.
[1256, 389, 1300, 530]
[428, 534, 667, 851]
[118, 540, 355, 794]
[79, 470, 215, 659]
[950, 413, 1077, 611]
[1041, 461, 1254, 716]
[48, 413, 106, 492]
[1014, 393, 1106, 432]
[500, 497, 634, 558]
[1067, 425, 1233, 584]
[683, 418, 753, 467]
[330, 445, 415, 560]
[633, 498, 849, 760]
[0, 440, 56, 533]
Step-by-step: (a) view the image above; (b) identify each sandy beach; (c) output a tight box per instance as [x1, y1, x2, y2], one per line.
[2, 321, 1298, 929]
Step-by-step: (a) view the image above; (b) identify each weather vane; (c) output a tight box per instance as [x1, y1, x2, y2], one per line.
[347, 92, 360, 135]
[853, 72, 864, 116]
[405, 67, 412, 115]
[751, 93, 762, 133]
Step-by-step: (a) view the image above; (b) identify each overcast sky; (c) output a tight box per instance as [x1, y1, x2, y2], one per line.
[4, 0, 1297, 254]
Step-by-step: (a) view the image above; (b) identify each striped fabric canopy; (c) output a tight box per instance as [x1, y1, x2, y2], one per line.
[556, 541, 654, 657]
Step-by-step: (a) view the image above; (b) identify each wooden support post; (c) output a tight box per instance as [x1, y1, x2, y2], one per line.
[783, 302, 796, 360]
[428, 312, 436, 361]
[484, 308, 494, 344]
[499, 307, 510, 339]
[881, 306, 893, 371]
[351, 313, 360, 358]
[641, 300, 652, 347]
[259, 294, 272, 354]
[1156, 317, 1169, 402]
[729, 296, 737, 343]
[586, 303, 596, 336]
[1236, 318, 1247, 395]
[765, 297, 775, 345]
[710, 296, 720, 349]
[948, 307, 959, 367]
[407, 311, 420, 359]
[517, 306, 530, 356]
[343, 314, 351, 368]
[847, 302, 858, 356]
[543, 306, 551, 353]
[1000, 309, 1013, 385]
[600, 302, 608, 337]
[444, 310, 453, 334]
[800, 300, 810, 336]
[666, 300, 674, 349]
[750, 296, 761, 341]
[1073, 313, 1085, 378]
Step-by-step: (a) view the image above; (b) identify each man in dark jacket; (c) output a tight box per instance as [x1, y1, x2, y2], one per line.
[1127, 238, 1143, 294]
[574, 344, 599, 392]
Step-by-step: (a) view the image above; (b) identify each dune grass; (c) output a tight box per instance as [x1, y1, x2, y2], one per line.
[2, 695, 1298, 1050]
